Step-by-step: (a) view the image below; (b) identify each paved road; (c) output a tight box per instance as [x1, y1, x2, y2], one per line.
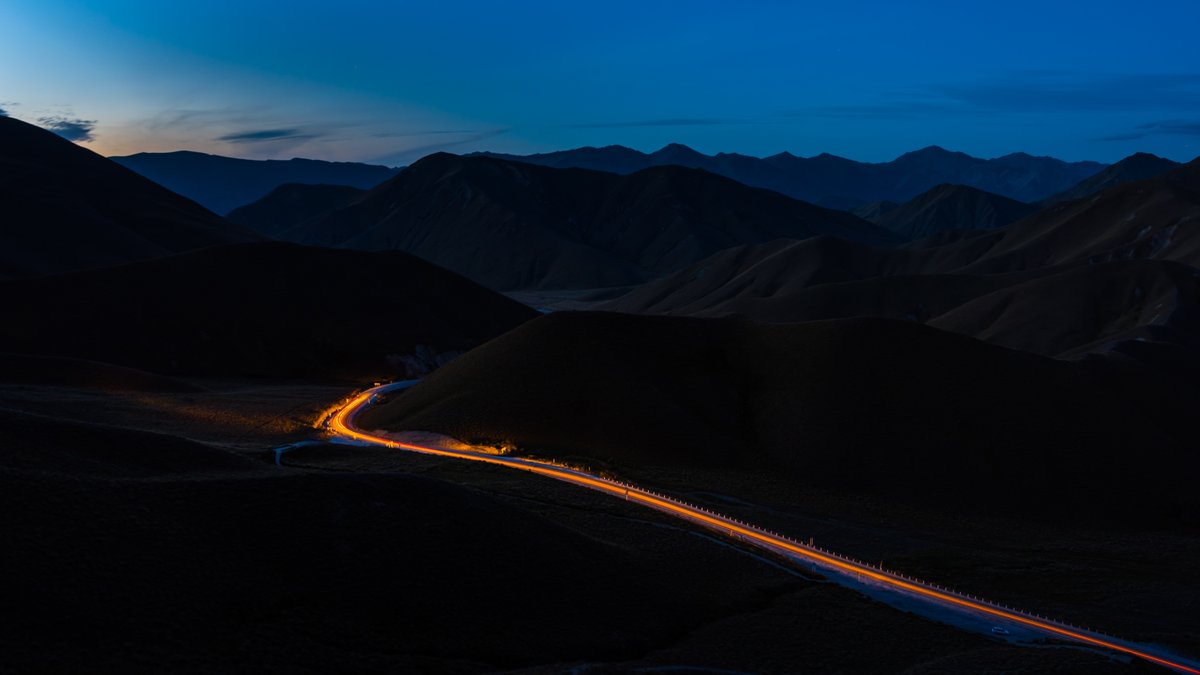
[324, 382, 1200, 674]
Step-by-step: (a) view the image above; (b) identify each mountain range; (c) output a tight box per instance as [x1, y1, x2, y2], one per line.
[473, 143, 1107, 208]
[604, 159, 1200, 372]
[111, 150, 400, 215]
[246, 152, 898, 290]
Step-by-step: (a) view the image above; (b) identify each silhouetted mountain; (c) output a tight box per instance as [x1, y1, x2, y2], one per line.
[0, 242, 535, 379]
[0, 116, 261, 279]
[111, 150, 401, 215]
[1040, 152, 1182, 205]
[360, 312, 1200, 526]
[605, 159, 1200, 365]
[227, 183, 366, 237]
[473, 143, 1106, 207]
[282, 153, 898, 290]
[874, 184, 1036, 239]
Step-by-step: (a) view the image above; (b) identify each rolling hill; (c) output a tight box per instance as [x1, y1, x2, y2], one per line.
[474, 144, 1106, 208]
[0, 242, 536, 379]
[358, 312, 1200, 526]
[0, 116, 261, 279]
[277, 152, 899, 290]
[874, 184, 1036, 240]
[111, 150, 400, 214]
[928, 259, 1200, 358]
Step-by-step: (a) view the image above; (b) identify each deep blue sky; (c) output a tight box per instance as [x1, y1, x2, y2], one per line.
[3, 0, 1199, 164]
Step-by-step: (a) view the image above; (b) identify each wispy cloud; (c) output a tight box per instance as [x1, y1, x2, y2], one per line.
[38, 114, 97, 142]
[566, 117, 736, 129]
[933, 72, 1200, 113]
[1096, 119, 1200, 142]
[1094, 131, 1148, 142]
[216, 127, 316, 143]
[781, 101, 963, 120]
[370, 128, 511, 165]
[784, 72, 1200, 121]
[0, 104, 10, 117]
[371, 128, 481, 138]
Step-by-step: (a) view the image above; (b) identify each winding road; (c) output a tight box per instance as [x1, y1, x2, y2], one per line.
[323, 381, 1200, 674]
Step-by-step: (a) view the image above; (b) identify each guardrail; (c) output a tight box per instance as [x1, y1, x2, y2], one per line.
[607, 478, 1119, 640]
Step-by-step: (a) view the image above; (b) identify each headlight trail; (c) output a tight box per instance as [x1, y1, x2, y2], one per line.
[323, 383, 1200, 674]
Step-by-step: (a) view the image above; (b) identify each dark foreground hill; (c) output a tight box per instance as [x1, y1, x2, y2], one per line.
[0, 242, 535, 379]
[3, 400, 1126, 674]
[474, 144, 1106, 207]
[111, 150, 400, 215]
[360, 312, 1200, 527]
[0, 116, 260, 279]
[874, 183, 1036, 239]
[276, 152, 897, 290]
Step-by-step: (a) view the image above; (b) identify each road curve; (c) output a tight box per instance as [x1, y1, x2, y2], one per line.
[324, 382, 1200, 675]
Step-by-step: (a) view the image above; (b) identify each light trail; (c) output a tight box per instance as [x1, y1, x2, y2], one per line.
[325, 383, 1200, 674]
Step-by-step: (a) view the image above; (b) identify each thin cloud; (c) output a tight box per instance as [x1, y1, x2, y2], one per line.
[1095, 132, 1149, 142]
[566, 117, 736, 129]
[1145, 120, 1200, 135]
[781, 101, 964, 120]
[217, 128, 316, 143]
[932, 72, 1200, 113]
[370, 128, 511, 165]
[371, 128, 481, 138]
[785, 72, 1200, 121]
[1096, 119, 1200, 142]
[38, 114, 97, 142]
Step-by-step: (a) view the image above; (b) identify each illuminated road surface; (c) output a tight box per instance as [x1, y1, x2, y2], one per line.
[324, 382, 1200, 674]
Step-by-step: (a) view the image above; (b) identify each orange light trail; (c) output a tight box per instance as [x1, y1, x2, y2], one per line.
[326, 386, 1200, 674]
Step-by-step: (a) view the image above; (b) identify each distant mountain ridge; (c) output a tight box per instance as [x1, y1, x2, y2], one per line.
[1040, 152, 1181, 205]
[111, 151, 401, 215]
[260, 152, 899, 290]
[471, 143, 1106, 208]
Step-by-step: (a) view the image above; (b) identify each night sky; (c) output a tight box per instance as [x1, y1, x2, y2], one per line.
[3, 0, 1198, 164]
